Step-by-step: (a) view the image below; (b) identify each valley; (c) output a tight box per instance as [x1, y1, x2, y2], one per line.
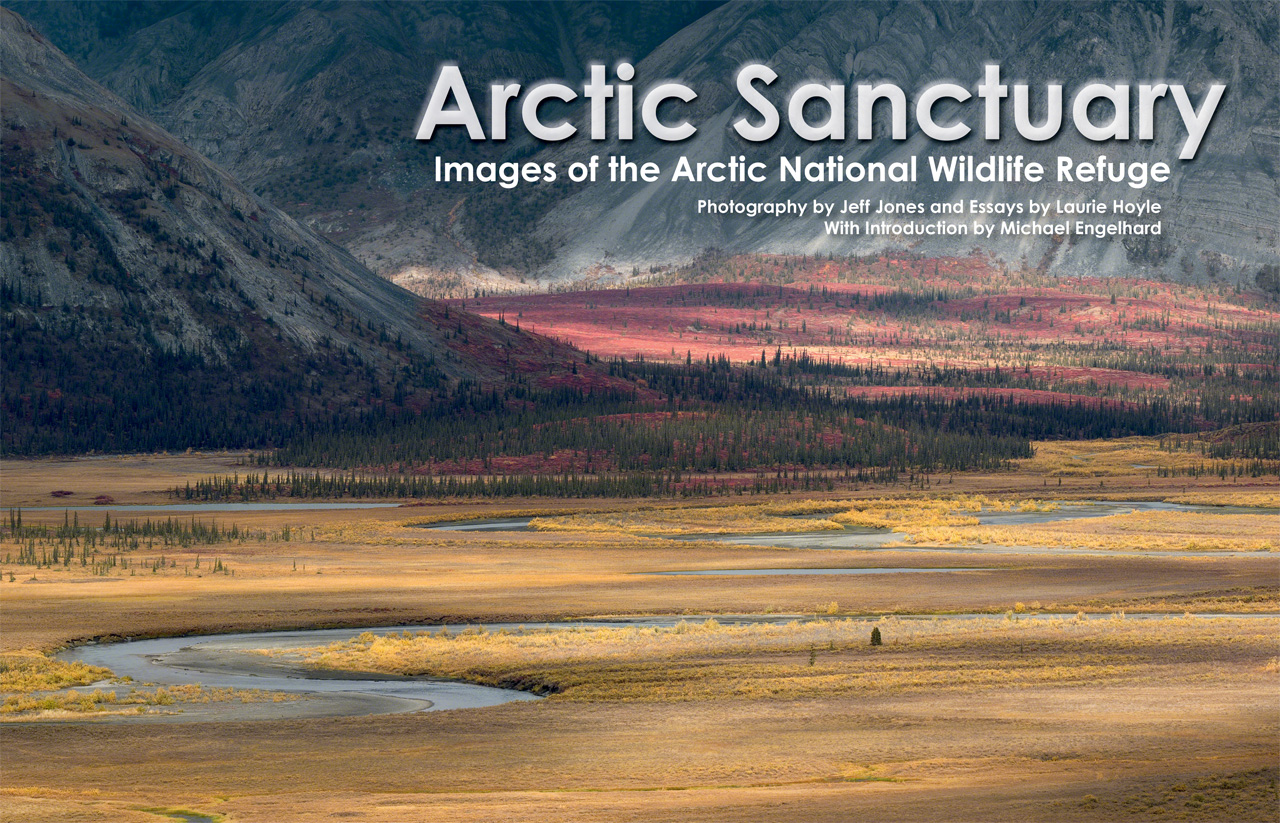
[1, 4, 1277, 822]
[1, 453, 1277, 821]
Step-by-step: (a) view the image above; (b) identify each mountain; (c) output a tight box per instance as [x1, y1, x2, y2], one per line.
[0, 7, 602, 454]
[11, 1, 721, 296]
[534, 0, 1280, 284]
[12, 2, 1279, 289]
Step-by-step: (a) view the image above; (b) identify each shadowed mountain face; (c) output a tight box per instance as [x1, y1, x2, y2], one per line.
[12, 0, 721, 294]
[0, 8, 603, 453]
[11, 1, 1279, 291]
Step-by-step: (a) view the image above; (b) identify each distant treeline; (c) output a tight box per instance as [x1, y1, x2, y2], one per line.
[5, 319, 1275, 470]
[3, 509, 248, 548]
[613, 357, 1275, 434]
[760, 349, 1278, 395]
[255, 359, 1257, 485]
[172, 468, 886, 502]
[1152, 461, 1279, 479]
[1, 294, 446, 455]
[1161, 428, 1280, 461]
[268, 404, 1031, 475]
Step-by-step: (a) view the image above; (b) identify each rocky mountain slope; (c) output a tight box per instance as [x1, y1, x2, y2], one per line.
[0, 7, 600, 453]
[536, 1, 1279, 284]
[13, 1, 1279, 289]
[13, 1, 718, 295]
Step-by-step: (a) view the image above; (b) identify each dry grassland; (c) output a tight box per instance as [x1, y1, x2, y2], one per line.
[1160, 489, 1280, 507]
[528, 496, 1067, 535]
[287, 615, 1277, 703]
[529, 501, 847, 535]
[905, 510, 1279, 552]
[4, 519, 1278, 654]
[0, 453, 252, 508]
[2, 659, 1275, 822]
[1020, 437, 1279, 487]
[525, 495, 1277, 552]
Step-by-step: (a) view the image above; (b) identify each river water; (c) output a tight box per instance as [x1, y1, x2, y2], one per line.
[419, 501, 1277, 559]
[55, 611, 1279, 722]
[35, 500, 1277, 723]
[57, 617, 820, 721]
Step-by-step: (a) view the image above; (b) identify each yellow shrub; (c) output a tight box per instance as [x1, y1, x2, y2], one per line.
[0, 650, 112, 694]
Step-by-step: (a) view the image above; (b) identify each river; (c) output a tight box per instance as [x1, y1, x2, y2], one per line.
[53, 610, 1280, 723]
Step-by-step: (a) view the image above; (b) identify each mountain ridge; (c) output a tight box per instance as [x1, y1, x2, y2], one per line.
[11, 0, 721, 295]
[533, 1, 1279, 285]
[0, 7, 612, 453]
[10, 1, 1279, 293]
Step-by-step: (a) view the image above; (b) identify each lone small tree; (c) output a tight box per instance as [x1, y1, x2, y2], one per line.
[870, 626, 882, 646]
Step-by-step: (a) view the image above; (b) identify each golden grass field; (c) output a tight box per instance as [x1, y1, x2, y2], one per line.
[902, 510, 1279, 552]
[285, 615, 1277, 703]
[0, 450, 1277, 822]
